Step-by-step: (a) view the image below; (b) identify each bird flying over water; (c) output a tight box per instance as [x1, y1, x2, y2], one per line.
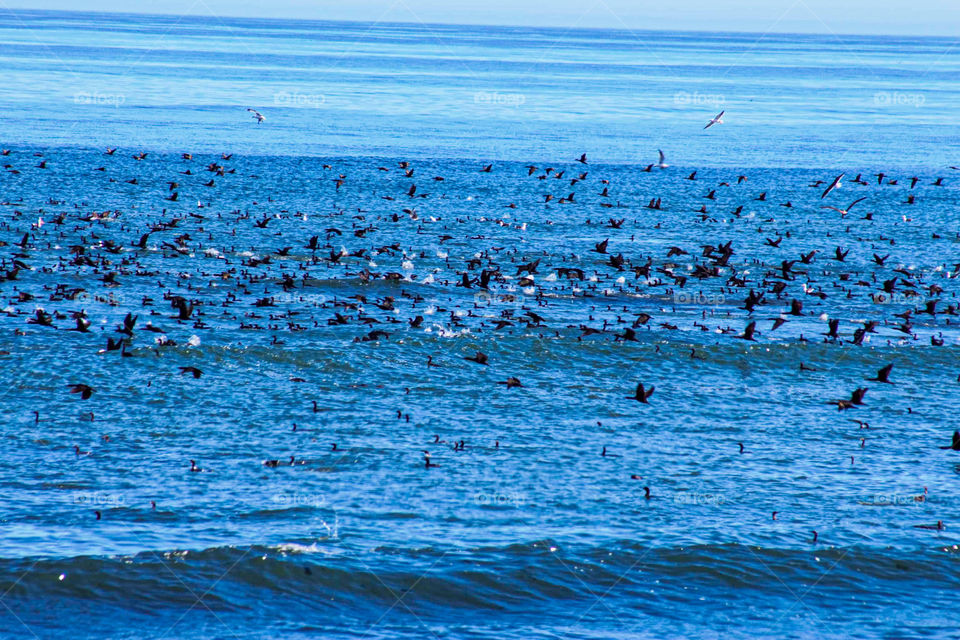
[247, 108, 265, 124]
[821, 173, 844, 199]
[821, 196, 866, 217]
[627, 383, 655, 403]
[940, 431, 960, 451]
[704, 111, 724, 129]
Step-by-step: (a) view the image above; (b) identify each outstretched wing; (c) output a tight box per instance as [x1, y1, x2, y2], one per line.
[847, 196, 867, 210]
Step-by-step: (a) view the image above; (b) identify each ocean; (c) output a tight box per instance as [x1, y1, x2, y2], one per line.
[1, 9, 959, 640]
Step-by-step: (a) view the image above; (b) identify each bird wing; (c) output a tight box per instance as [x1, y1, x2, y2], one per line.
[847, 196, 867, 210]
[821, 174, 843, 199]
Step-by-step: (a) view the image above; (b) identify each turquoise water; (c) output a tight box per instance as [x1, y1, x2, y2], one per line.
[1, 10, 959, 640]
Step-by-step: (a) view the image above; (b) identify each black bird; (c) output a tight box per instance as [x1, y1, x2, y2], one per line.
[627, 383, 655, 403]
[172, 297, 193, 320]
[118, 313, 137, 336]
[738, 321, 757, 341]
[464, 351, 488, 365]
[940, 431, 960, 451]
[867, 364, 893, 384]
[824, 319, 840, 339]
[68, 384, 95, 400]
[835, 388, 867, 410]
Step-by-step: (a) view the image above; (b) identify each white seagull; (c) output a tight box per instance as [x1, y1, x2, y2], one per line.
[821, 173, 844, 199]
[656, 149, 669, 169]
[704, 110, 724, 129]
[821, 196, 866, 217]
[247, 108, 265, 124]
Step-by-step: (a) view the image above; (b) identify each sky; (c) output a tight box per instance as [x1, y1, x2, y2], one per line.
[8, 0, 960, 36]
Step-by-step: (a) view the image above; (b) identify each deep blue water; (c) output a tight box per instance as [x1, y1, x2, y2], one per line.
[1, 9, 960, 640]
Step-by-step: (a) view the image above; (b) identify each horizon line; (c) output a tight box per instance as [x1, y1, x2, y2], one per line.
[3, 6, 955, 41]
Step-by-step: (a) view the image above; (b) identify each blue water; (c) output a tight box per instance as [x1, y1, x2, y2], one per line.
[1, 9, 960, 640]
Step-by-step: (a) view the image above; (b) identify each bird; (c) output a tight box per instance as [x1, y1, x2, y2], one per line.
[834, 388, 868, 410]
[940, 431, 960, 451]
[821, 196, 866, 217]
[704, 110, 724, 129]
[68, 384, 95, 400]
[179, 366, 203, 379]
[497, 377, 522, 389]
[737, 321, 757, 341]
[247, 108, 265, 123]
[821, 173, 844, 199]
[627, 383, 655, 403]
[464, 351, 488, 365]
[866, 364, 894, 384]
[656, 149, 669, 169]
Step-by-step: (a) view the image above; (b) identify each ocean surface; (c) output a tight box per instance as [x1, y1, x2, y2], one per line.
[1, 9, 960, 640]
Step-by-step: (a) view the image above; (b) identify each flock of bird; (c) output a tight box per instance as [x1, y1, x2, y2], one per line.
[2, 111, 959, 541]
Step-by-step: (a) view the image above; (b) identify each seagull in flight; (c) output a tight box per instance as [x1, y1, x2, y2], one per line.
[704, 110, 724, 129]
[247, 108, 265, 124]
[821, 196, 866, 217]
[656, 149, 669, 169]
[821, 173, 844, 199]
